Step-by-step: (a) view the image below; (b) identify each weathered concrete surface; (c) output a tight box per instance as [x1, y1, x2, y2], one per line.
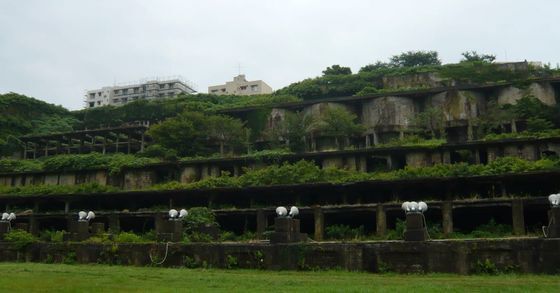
[497, 82, 556, 106]
[180, 166, 199, 183]
[266, 108, 288, 133]
[1, 238, 559, 274]
[302, 102, 352, 119]
[427, 90, 486, 122]
[123, 170, 156, 190]
[58, 173, 76, 186]
[362, 96, 415, 132]
[382, 72, 445, 89]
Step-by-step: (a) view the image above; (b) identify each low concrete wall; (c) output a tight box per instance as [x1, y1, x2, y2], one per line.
[0, 238, 558, 274]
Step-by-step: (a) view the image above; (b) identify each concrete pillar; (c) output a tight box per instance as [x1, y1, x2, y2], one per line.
[376, 205, 386, 236]
[313, 206, 324, 241]
[256, 209, 268, 239]
[512, 199, 525, 236]
[28, 215, 39, 235]
[108, 215, 120, 233]
[64, 201, 70, 214]
[442, 201, 453, 235]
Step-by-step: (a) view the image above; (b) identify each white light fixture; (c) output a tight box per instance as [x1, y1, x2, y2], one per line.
[289, 206, 299, 218]
[78, 211, 87, 221]
[78, 211, 95, 222]
[401, 201, 428, 214]
[168, 209, 178, 219]
[276, 206, 288, 217]
[1, 212, 15, 222]
[549, 194, 560, 207]
[179, 209, 188, 219]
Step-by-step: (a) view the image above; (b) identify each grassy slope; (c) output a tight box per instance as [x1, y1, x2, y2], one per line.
[0, 263, 558, 292]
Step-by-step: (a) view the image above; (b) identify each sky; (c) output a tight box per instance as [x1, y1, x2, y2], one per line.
[1, 0, 559, 110]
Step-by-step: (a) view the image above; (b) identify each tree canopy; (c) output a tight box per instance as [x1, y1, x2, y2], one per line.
[322, 65, 352, 75]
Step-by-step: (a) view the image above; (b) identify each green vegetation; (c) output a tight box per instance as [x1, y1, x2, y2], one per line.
[3, 229, 38, 249]
[0, 153, 161, 175]
[0, 182, 118, 196]
[148, 111, 248, 156]
[1, 156, 558, 196]
[0, 263, 558, 292]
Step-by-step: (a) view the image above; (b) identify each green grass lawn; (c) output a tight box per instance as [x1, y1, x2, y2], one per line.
[0, 263, 558, 292]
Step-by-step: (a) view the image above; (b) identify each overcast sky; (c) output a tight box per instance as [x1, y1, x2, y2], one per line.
[1, 0, 559, 110]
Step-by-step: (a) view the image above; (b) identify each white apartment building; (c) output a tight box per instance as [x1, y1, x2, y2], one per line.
[85, 77, 196, 108]
[208, 75, 272, 95]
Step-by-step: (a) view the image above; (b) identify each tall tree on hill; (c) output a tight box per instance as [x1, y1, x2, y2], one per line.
[322, 65, 352, 76]
[315, 107, 365, 150]
[390, 50, 441, 67]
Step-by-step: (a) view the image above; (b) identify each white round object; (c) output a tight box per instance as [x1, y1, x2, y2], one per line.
[179, 209, 188, 218]
[169, 209, 178, 218]
[1, 213, 8, 221]
[410, 202, 418, 212]
[276, 206, 288, 217]
[419, 202, 428, 213]
[401, 201, 410, 211]
[7, 213, 16, 221]
[289, 206, 299, 217]
[86, 211, 95, 221]
[78, 211, 87, 221]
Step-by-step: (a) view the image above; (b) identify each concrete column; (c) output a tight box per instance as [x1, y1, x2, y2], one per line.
[33, 201, 39, 213]
[64, 201, 70, 214]
[28, 215, 39, 235]
[376, 205, 386, 236]
[256, 209, 268, 239]
[512, 199, 525, 236]
[108, 215, 120, 233]
[140, 133, 145, 152]
[442, 201, 453, 235]
[313, 206, 324, 241]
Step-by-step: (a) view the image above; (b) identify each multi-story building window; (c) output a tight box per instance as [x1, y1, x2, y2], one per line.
[85, 78, 196, 108]
[208, 75, 272, 96]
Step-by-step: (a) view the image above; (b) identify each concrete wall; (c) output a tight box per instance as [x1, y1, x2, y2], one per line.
[2, 239, 559, 274]
[382, 72, 445, 90]
[497, 82, 556, 106]
[123, 170, 157, 190]
[427, 90, 486, 122]
[361, 96, 415, 132]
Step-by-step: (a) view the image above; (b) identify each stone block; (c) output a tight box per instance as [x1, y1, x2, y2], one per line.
[404, 213, 428, 241]
[271, 217, 307, 243]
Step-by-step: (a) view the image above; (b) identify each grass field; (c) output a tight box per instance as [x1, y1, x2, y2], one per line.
[0, 263, 558, 292]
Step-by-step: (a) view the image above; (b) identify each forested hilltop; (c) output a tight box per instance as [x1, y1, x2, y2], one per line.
[2, 50, 560, 158]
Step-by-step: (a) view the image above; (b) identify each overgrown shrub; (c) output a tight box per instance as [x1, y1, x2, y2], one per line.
[4, 229, 37, 250]
[114, 231, 144, 243]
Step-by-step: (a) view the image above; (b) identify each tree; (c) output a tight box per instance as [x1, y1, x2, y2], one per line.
[322, 65, 352, 76]
[412, 107, 446, 139]
[204, 115, 247, 155]
[147, 111, 248, 157]
[390, 51, 441, 67]
[315, 107, 364, 149]
[267, 111, 315, 152]
[359, 61, 391, 73]
[461, 51, 496, 63]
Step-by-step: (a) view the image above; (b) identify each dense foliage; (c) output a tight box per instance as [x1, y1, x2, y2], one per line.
[147, 111, 248, 157]
[0, 153, 160, 175]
